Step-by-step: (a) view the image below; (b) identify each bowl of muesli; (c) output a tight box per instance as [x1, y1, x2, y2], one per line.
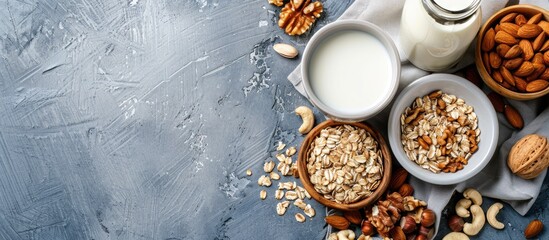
[388, 74, 499, 185]
[297, 120, 392, 210]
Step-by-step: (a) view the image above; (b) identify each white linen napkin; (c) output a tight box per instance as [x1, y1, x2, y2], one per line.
[288, 0, 549, 237]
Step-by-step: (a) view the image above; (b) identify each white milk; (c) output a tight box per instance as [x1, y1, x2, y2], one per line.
[399, 0, 481, 71]
[308, 30, 392, 115]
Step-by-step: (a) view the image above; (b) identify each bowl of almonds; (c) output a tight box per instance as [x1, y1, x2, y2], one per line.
[388, 74, 499, 185]
[297, 120, 392, 210]
[476, 4, 549, 100]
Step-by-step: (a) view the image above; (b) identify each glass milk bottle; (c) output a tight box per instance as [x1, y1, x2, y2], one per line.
[399, 0, 482, 71]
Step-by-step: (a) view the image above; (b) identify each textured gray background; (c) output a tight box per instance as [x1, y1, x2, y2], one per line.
[0, 0, 547, 239]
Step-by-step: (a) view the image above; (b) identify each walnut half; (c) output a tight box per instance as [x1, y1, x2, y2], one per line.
[278, 0, 323, 36]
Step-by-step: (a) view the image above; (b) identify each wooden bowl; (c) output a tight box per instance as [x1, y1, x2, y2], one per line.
[475, 4, 549, 100]
[297, 120, 392, 211]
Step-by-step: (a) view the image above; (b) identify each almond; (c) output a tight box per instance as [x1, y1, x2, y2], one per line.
[500, 12, 518, 23]
[494, 24, 501, 32]
[482, 28, 496, 51]
[544, 51, 549, 65]
[504, 44, 522, 59]
[501, 79, 515, 90]
[504, 104, 524, 129]
[343, 211, 362, 225]
[524, 219, 544, 239]
[390, 168, 408, 190]
[515, 76, 527, 92]
[526, 79, 549, 92]
[540, 40, 549, 52]
[532, 53, 544, 65]
[501, 67, 516, 86]
[483, 52, 492, 74]
[527, 63, 546, 81]
[539, 21, 549, 35]
[527, 13, 543, 25]
[273, 43, 298, 58]
[503, 58, 523, 70]
[496, 44, 511, 57]
[519, 40, 534, 60]
[517, 24, 543, 38]
[325, 215, 350, 230]
[495, 31, 518, 45]
[532, 32, 546, 51]
[514, 61, 535, 77]
[541, 68, 549, 80]
[489, 52, 502, 69]
[515, 14, 527, 26]
[487, 92, 505, 113]
[500, 22, 520, 38]
[492, 70, 504, 83]
[398, 183, 414, 197]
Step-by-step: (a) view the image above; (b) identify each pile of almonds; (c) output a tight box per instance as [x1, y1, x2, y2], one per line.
[480, 11, 549, 92]
[325, 168, 437, 240]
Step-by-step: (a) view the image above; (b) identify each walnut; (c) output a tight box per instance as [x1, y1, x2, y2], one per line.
[278, 0, 323, 35]
[365, 192, 405, 237]
[268, 0, 284, 7]
[403, 196, 427, 211]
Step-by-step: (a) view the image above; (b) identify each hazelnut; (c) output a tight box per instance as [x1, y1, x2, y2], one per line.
[448, 215, 465, 232]
[421, 209, 436, 227]
[398, 183, 414, 197]
[390, 226, 406, 240]
[418, 225, 434, 239]
[400, 216, 418, 234]
[361, 220, 375, 236]
[414, 235, 428, 240]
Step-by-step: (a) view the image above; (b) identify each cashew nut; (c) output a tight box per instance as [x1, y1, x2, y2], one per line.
[442, 232, 470, 240]
[455, 198, 472, 218]
[486, 202, 505, 229]
[463, 205, 486, 236]
[356, 234, 371, 240]
[336, 229, 355, 240]
[328, 233, 338, 240]
[295, 106, 314, 134]
[463, 188, 483, 205]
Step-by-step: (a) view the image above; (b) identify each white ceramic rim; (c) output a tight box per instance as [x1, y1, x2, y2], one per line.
[388, 73, 499, 185]
[301, 19, 401, 122]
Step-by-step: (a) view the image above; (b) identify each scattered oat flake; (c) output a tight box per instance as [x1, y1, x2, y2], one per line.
[304, 204, 315, 217]
[277, 141, 286, 151]
[275, 189, 284, 200]
[270, 172, 280, 180]
[264, 160, 275, 173]
[295, 213, 306, 222]
[246, 169, 252, 176]
[260, 190, 267, 200]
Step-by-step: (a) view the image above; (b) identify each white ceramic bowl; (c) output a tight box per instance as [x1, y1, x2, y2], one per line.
[301, 20, 400, 122]
[388, 74, 498, 185]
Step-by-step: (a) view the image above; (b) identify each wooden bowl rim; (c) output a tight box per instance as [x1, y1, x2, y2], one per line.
[475, 4, 549, 100]
[297, 120, 392, 211]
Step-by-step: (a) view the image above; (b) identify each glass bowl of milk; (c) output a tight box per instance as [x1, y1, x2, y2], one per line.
[301, 20, 400, 122]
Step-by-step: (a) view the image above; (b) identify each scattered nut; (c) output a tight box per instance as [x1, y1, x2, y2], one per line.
[390, 168, 409, 190]
[442, 232, 470, 240]
[456, 198, 472, 218]
[507, 134, 549, 179]
[361, 220, 375, 236]
[398, 183, 414, 197]
[463, 205, 485, 236]
[278, 0, 323, 36]
[325, 215, 350, 230]
[399, 215, 417, 234]
[343, 211, 362, 225]
[273, 43, 299, 59]
[295, 106, 314, 134]
[420, 208, 436, 227]
[524, 219, 543, 238]
[486, 202, 505, 229]
[336, 229, 355, 240]
[504, 104, 524, 129]
[463, 188, 483, 205]
[448, 215, 465, 232]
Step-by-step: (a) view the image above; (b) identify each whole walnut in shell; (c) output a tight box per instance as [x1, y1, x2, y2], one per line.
[507, 134, 549, 179]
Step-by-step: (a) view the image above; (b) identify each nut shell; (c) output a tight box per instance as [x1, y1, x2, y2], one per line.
[508, 134, 549, 179]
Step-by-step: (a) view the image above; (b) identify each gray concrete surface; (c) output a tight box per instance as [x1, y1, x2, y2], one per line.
[0, 0, 546, 239]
